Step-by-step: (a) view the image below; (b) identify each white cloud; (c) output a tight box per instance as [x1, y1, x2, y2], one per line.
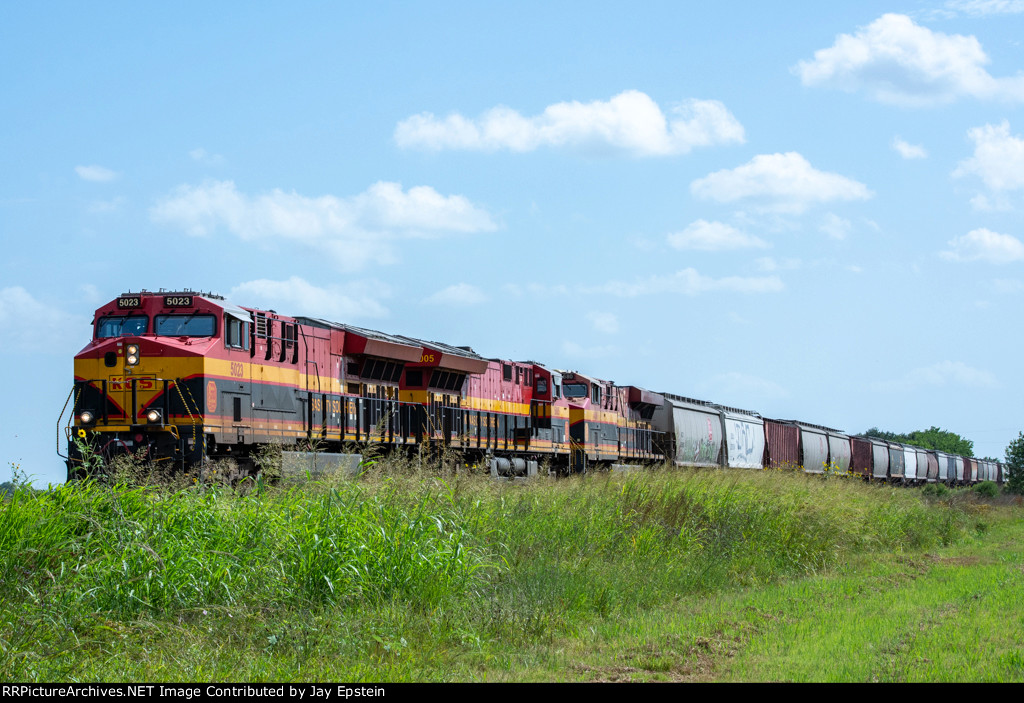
[151, 180, 496, 271]
[395, 90, 745, 156]
[501, 282, 571, 299]
[755, 257, 802, 272]
[892, 137, 928, 159]
[190, 148, 225, 166]
[946, 0, 1024, 15]
[503, 269, 782, 300]
[586, 312, 619, 334]
[991, 278, 1024, 293]
[80, 284, 101, 303]
[87, 196, 126, 214]
[561, 340, 618, 359]
[953, 122, 1024, 210]
[794, 13, 1024, 106]
[819, 213, 853, 240]
[690, 152, 872, 214]
[75, 165, 118, 182]
[229, 277, 389, 321]
[0, 287, 77, 351]
[941, 228, 1024, 263]
[874, 360, 997, 391]
[666, 219, 768, 251]
[593, 268, 784, 297]
[424, 283, 489, 306]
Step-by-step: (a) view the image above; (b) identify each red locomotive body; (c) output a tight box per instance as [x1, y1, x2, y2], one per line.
[66, 291, 666, 478]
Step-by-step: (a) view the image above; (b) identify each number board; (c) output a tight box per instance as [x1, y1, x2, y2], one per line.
[163, 295, 193, 308]
[118, 296, 142, 309]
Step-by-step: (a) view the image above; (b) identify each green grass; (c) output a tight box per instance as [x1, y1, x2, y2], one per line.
[1, 460, 1020, 681]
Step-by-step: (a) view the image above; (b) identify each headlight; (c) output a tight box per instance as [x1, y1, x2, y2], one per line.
[126, 344, 140, 366]
[145, 409, 162, 423]
[79, 410, 95, 424]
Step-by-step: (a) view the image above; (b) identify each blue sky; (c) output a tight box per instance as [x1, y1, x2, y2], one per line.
[3, 1, 1023, 485]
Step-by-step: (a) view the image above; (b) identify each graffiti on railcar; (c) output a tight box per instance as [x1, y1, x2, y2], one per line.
[728, 419, 760, 466]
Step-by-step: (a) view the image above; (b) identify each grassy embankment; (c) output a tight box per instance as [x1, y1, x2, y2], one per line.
[1, 456, 1022, 682]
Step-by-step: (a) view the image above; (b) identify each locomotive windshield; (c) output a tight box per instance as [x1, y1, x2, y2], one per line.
[96, 315, 149, 338]
[563, 383, 588, 398]
[155, 314, 216, 337]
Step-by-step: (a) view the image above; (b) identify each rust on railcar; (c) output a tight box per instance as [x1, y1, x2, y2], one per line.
[921, 450, 937, 482]
[763, 418, 799, 468]
[850, 437, 872, 478]
[964, 457, 977, 484]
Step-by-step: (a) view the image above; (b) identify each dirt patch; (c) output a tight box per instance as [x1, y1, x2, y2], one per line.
[938, 556, 980, 566]
[923, 554, 982, 567]
[574, 663, 641, 682]
[574, 635, 735, 682]
[575, 609, 782, 682]
[895, 555, 932, 577]
[574, 657, 717, 683]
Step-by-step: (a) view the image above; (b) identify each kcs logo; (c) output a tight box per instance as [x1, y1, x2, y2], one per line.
[108, 376, 157, 391]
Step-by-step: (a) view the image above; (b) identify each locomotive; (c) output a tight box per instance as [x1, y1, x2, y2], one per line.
[62, 290, 662, 478]
[62, 290, 1006, 485]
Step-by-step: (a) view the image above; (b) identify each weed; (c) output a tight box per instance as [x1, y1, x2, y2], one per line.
[921, 483, 950, 498]
[252, 442, 283, 482]
[69, 434, 106, 478]
[972, 481, 999, 498]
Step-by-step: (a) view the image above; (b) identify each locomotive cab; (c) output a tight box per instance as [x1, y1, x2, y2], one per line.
[65, 291, 253, 478]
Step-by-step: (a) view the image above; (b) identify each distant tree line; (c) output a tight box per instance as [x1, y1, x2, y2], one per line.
[862, 426, 974, 457]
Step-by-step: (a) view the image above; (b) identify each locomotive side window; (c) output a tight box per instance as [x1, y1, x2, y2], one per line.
[225, 317, 250, 349]
[281, 322, 298, 362]
[96, 315, 148, 338]
[592, 385, 601, 404]
[155, 314, 216, 337]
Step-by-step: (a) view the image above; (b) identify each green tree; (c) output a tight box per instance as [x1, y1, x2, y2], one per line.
[1004, 432, 1024, 495]
[863, 426, 974, 456]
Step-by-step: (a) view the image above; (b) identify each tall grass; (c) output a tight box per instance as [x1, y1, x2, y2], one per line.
[0, 460, 992, 681]
[1, 478, 488, 614]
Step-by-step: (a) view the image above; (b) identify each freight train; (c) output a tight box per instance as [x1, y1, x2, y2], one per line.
[61, 290, 1006, 485]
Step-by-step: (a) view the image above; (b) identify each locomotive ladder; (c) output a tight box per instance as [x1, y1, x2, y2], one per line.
[569, 439, 587, 474]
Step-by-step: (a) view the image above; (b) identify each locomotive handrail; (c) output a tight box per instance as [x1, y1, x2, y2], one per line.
[56, 386, 77, 459]
[175, 378, 207, 466]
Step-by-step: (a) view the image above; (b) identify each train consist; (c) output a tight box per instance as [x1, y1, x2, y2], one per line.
[62, 290, 1006, 485]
